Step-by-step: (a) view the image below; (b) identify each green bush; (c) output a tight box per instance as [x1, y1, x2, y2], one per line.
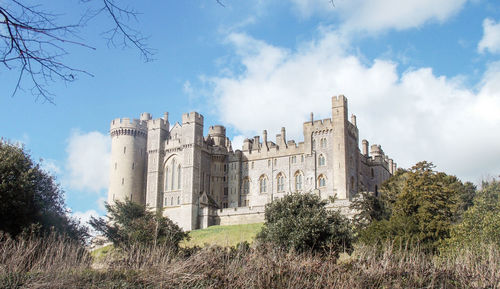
[257, 192, 353, 254]
[90, 199, 189, 251]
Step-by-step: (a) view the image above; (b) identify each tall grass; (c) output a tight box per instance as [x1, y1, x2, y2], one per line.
[1, 232, 499, 288]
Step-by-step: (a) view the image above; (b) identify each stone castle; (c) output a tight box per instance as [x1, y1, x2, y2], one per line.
[107, 95, 396, 231]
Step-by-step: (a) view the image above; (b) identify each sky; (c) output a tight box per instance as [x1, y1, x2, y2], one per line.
[1, 0, 500, 226]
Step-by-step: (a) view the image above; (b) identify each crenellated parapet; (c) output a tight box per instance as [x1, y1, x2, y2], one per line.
[110, 118, 148, 138]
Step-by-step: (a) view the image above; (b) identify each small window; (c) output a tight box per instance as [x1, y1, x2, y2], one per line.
[371, 168, 375, 178]
[318, 176, 326, 187]
[177, 196, 180, 205]
[277, 174, 284, 191]
[301, 155, 304, 162]
[319, 155, 326, 166]
[295, 173, 303, 191]
[123, 146, 126, 154]
[268, 159, 271, 167]
[243, 179, 249, 194]
[321, 138, 327, 148]
[132, 162, 135, 170]
[260, 176, 267, 193]
[121, 178, 124, 185]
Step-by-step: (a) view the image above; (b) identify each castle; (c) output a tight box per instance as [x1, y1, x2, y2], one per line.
[107, 95, 396, 231]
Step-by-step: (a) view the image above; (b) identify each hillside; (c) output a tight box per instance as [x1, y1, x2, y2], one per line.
[181, 223, 263, 248]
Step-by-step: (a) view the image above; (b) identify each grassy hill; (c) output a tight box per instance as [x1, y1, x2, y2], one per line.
[181, 223, 263, 248]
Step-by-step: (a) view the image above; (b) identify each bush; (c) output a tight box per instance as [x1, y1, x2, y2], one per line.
[257, 192, 353, 255]
[90, 199, 189, 251]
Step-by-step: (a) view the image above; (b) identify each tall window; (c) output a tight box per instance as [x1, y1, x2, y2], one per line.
[259, 176, 267, 193]
[321, 138, 327, 148]
[277, 174, 284, 191]
[165, 167, 169, 190]
[318, 175, 326, 187]
[177, 165, 181, 189]
[318, 154, 326, 166]
[243, 179, 249, 194]
[171, 159, 176, 190]
[295, 172, 303, 191]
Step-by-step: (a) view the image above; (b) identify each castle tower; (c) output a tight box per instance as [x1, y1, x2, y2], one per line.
[331, 95, 349, 199]
[145, 114, 169, 210]
[108, 114, 149, 205]
[179, 112, 204, 230]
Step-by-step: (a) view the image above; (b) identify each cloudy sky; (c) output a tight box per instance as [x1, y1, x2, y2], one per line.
[1, 0, 499, 224]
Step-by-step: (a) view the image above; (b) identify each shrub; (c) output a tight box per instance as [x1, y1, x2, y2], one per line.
[257, 192, 353, 255]
[90, 199, 189, 251]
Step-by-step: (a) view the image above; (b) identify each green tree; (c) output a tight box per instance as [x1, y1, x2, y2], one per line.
[90, 199, 189, 250]
[445, 179, 500, 248]
[0, 141, 88, 242]
[257, 192, 353, 255]
[359, 161, 476, 251]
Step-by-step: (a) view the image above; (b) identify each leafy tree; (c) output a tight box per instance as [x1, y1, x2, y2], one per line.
[350, 191, 389, 230]
[90, 199, 189, 250]
[359, 161, 476, 251]
[257, 192, 353, 255]
[445, 179, 500, 248]
[0, 140, 88, 242]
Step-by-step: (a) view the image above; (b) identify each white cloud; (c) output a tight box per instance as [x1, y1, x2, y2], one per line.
[478, 18, 500, 54]
[40, 159, 61, 176]
[289, 0, 467, 33]
[207, 31, 500, 183]
[73, 209, 100, 226]
[65, 130, 110, 193]
[231, 135, 246, 151]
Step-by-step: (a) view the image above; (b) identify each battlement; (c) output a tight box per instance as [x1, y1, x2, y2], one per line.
[182, 111, 204, 124]
[208, 125, 226, 136]
[303, 118, 333, 130]
[332, 94, 347, 107]
[110, 117, 148, 136]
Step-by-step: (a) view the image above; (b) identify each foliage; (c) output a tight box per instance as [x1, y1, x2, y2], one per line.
[358, 161, 476, 251]
[257, 192, 353, 254]
[0, 141, 88, 243]
[445, 178, 500, 249]
[350, 191, 389, 230]
[90, 199, 189, 250]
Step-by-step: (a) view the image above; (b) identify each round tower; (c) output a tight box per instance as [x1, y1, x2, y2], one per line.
[208, 125, 226, 147]
[108, 115, 149, 205]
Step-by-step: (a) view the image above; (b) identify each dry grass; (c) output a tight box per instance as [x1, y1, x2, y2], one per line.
[1, 232, 499, 288]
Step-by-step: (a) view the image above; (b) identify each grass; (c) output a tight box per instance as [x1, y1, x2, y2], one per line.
[181, 223, 263, 248]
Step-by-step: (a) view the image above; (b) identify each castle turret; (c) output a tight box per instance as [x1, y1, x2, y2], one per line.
[208, 125, 226, 147]
[362, 139, 369, 157]
[108, 116, 148, 205]
[331, 95, 349, 199]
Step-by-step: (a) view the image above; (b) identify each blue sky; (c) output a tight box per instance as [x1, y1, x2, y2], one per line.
[1, 0, 500, 224]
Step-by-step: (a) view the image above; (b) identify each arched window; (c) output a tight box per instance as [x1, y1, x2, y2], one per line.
[177, 165, 181, 190]
[171, 159, 176, 190]
[277, 174, 284, 191]
[243, 178, 249, 194]
[165, 167, 169, 191]
[259, 176, 267, 193]
[318, 175, 326, 187]
[321, 138, 327, 148]
[318, 154, 325, 166]
[295, 171, 303, 191]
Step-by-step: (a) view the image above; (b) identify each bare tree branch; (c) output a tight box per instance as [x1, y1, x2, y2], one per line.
[0, 0, 155, 102]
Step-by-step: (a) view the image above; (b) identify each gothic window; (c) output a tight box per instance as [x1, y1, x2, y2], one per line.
[318, 175, 326, 187]
[165, 167, 169, 191]
[243, 178, 249, 194]
[318, 154, 326, 166]
[295, 171, 303, 191]
[277, 174, 284, 191]
[177, 165, 181, 190]
[259, 175, 267, 193]
[321, 138, 327, 148]
[171, 159, 176, 190]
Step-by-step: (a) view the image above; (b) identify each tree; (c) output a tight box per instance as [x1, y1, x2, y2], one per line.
[445, 178, 500, 248]
[1, 1, 225, 102]
[90, 199, 189, 250]
[0, 140, 88, 243]
[257, 192, 353, 255]
[358, 161, 476, 251]
[0, 0, 154, 102]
